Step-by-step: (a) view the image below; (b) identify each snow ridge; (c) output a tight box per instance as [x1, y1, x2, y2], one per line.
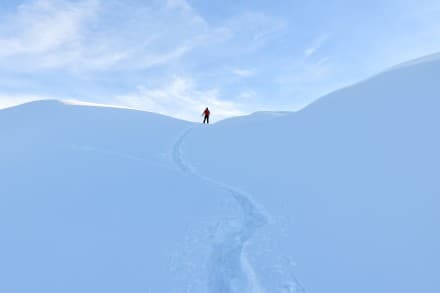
[172, 127, 269, 293]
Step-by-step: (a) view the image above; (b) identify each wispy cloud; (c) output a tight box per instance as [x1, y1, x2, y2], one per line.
[220, 12, 288, 52]
[4, 0, 440, 121]
[0, 0, 98, 58]
[0, 0, 101, 72]
[232, 68, 256, 78]
[237, 90, 257, 100]
[112, 77, 246, 122]
[0, 0, 285, 119]
[305, 34, 330, 57]
[0, 0, 206, 72]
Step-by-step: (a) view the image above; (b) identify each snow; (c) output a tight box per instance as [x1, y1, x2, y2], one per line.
[184, 54, 440, 292]
[173, 128, 269, 292]
[1, 54, 439, 292]
[217, 111, 292, 127]
[385, 52, 440, 72]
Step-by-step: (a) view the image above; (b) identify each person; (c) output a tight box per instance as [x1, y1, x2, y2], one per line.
[202, 107, 210, 124]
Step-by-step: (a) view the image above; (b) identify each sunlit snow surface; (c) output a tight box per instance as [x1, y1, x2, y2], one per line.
[1, 54, 439, 292]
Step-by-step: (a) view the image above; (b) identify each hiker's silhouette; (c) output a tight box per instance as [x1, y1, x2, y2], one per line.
[202, 107, 210, 124]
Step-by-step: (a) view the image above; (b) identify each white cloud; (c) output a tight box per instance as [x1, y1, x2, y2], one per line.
[305, 34, 330, 57]
[243, 12, 287, 42]
[232, 68, 255, 78]
[112, 77, 246, 122]
[0, 0, 288, 75]
[0, 1, 290, 119]
[222, 12, 287, 50]
[166, 0, 199, 18]
[0, 0, 207, 72]
[237, 90, 257, 100]
[0, 0, 98, 57]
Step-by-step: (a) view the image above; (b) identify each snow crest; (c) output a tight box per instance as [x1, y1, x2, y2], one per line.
[172, 127, 269, 293]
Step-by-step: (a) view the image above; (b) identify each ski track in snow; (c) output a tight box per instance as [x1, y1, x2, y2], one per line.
[172, 127, 270, 293]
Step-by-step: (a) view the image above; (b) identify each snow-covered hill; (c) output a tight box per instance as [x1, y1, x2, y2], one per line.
[0, 101, 235, 292]
[1, 53, 439, 292]
[185, 53, 440, 292]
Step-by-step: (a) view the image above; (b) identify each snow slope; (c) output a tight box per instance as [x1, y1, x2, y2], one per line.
[0, 101, 242, 292]
[184, 54, 440, 292]
[1, 53, 439, 292]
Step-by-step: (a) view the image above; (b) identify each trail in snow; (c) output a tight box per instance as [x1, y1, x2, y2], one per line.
[172, 128, 269, 293]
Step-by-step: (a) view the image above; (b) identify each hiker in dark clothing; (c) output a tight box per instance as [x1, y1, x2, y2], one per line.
[202, 107, 210, 124]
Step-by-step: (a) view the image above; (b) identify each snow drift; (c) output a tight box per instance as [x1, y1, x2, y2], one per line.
[1, 53, 439, 292]
[185, 53, 440, 292]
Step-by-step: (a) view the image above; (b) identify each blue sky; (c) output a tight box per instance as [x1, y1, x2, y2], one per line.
[1, 0, 440, 121]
